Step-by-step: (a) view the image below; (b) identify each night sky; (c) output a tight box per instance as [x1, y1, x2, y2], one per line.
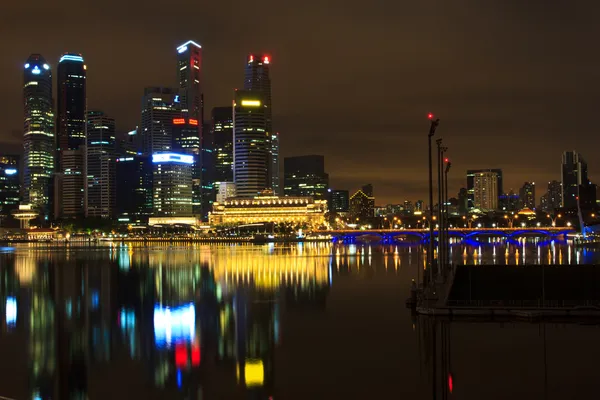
[2, 1, 600, 205]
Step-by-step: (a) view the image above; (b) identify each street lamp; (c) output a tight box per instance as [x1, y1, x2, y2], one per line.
[546, 213, 562, 227]
[427, 113, 440, 286]
[504, 213, 518, 228]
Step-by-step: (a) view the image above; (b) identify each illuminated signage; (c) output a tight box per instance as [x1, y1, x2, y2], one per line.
[152, 153, 194, 164]
[241, 100, 261, 107]
[244, 359, 264, 387]
[31, 67, 41, 75]
[153, 303, 195, 346]
[173, 118, 186, 125]
[177, 40, 202, 54]
[189, 119, 198, 126]
[5, 169, 17, 175]
[174, 95, 180, 103]
[24, 63, 30, 69]
[59, 54, 84, 63]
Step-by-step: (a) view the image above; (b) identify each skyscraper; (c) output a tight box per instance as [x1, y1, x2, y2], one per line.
[140, 87, 180, 154]
[176, 40, 203, 124]
[56, 53, 87, 164]
[86, 111, 116, 218]
[57, 148, 86, 218]
[212, 107, 234, 189]
[152, 153, 193, 216]
[0, 155, 20, 219]
[329, 190, 350, 213]
[547, 180, 562, 211]
[518, 182, 536, 210]
[116, 155, 152, 222]
[233, 91, 269, 197]
[467, 169, 502, 211]
[245, 54, 278, 194]
[562, 151, 589, 209]
[283, 155, 329, 199]
[23, 54, 54, 218]
[349, 184, 375, 222]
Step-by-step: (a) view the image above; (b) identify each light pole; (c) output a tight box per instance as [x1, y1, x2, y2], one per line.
[427, 113, 440, 287]
[504, 213, 518, 229]
[546, 213, 562, 227]
[444, 158, 451, 273]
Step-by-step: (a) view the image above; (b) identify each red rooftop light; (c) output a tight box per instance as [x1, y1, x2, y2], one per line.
[428, 113, 434, 120]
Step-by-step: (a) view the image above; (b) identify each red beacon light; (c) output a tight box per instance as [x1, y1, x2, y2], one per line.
[428, 113, 434, 120]
[249, 54, 254, 63]
[444, 158, 449, 163]
[263, 55, 270, 64]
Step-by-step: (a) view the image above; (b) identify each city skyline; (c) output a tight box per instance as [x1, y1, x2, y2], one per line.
[2, 2, 600, 204]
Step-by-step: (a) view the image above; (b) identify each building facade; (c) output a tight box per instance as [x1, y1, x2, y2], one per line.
[467, 169, 502, 211]
[546, 180, 562, 211]
[152, 153, 193, 217]
[177, 40, 203, 128]
[349, 185, 375, 222]
[0, 155, 20, 219]
[562, 151, 589, 209]
[210, 195, 327, 228]
[57, 148, 86, 218]
[244, 54, 278, 194]
[23, 54, 55, 218]
[233, 91, 269, 197]
[216, 182, 237, 203]
[283, 155, 329, 199]
[86, 111, 116, 218]
[116, 155, 152, 221]
[141, 87, 180, 154]
[330, 190, 350, 213]
[518, 182, 536, 210]
[212, 107, 234, 190]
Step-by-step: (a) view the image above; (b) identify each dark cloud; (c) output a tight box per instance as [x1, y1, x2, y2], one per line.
[2, 0, 600, 204]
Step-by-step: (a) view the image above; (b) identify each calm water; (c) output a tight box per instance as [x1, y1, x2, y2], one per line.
[1, 240, 600, 399]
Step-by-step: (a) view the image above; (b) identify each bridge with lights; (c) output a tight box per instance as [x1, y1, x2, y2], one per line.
[316, 227, 574, 243]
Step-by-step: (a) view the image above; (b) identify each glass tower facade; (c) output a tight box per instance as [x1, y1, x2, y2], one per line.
[211, 107, 234, 192]
[23, 54, 54, 218]
[86, 111, 116, 218]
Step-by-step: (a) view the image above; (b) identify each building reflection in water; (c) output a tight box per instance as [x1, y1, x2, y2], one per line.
[0, 243, 332, 399]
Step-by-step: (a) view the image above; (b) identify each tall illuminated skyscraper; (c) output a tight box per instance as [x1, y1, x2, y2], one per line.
[86, 111, 116, 218]
[57, 53, 87, 163]
[244, 54, 278, 194]
[23, 54, 54, 218]
[55, 53, 87, 219]
[233, 91, 269, 197]
[176, 40, 203, 131]
[211, 107, 234, 191]
[140, 87, 180, 154]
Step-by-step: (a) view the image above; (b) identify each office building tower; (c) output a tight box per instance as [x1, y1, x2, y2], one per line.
[518, 182, 536, 210]
[116, 127, 140, 157]
[172, 117, 200, 153]
[140, 87, 180, 154]
[467, 169, 502, 211]
[86, 111, 116, 218]
[349, 184, 375, 222]
[562, 151, 589, 209]
[0, 155, 20, 218]
[152, 153, 193, 216]
[212, 107, 234, 189]
[457, 188, 468, 215]
[329, 190, 349, 213]
[546, 180, 562, 211]
[216, 182, 237, 203]
[415, 200, 424, 213]
[56, 53, 86, 163]
[23, 54, 54, 217]
[233, 91, 269, 197]
[200, 122, 214, 219]
[57, 148, 86, 218]
[176, 40, 203, 123]
[116, 155, 152, 221]
[245, 54, 278, 194]
[283, 155, 329, 199]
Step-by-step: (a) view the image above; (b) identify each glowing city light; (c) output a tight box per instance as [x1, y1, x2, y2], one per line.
[59, 54, 84, 63]
[173, 118, 186, 125]
[263, 55, 270, 64]
[31, 67, 41, 75]
[152, 153, 194, 164]
[153, 303, 195, 346]
[24, 63, 30, 69]
[5, 169, 17, 175]
[189, 119, 198, 126]
[43, 64, 50, 70]
[428, 113, 434, 119]
[177, 40, 202, 54]
[6, 297, 16, 326]
[241, 100, 261, 107]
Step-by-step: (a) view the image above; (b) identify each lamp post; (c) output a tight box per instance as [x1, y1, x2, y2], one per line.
[546, 213, 562, 227]
[444, 158, 451, 273]
[504, 213, 518, 229]
[427, 113, 440, 287]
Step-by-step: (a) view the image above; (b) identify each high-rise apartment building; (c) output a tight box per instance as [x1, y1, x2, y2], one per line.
[140, 87, 180, 154]
[233, 91, 269, 197]
[519, 182, 536, 210]
[283, 155, 329, 199]
[546, 180, 562, 211]
[329, 190, 350, 213]
[562, 151, 589, 209]
[0, 155, 20, 218]
[467, 169, 502, 211]
[23, 54, 54, 218]
[212, 107, 234, 189]
[116, 155, 152, 221]
[86, 111, 116, 218]
[245, 54, 278, 194]
[152, 153, 193, 216]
